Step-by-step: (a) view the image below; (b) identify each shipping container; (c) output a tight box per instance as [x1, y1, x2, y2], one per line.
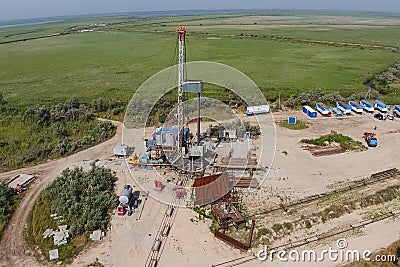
[336, 101, 351, 115]
[349, 101, 363, 114]
[315, 102, 332, 117]
[360, 100, 374, 112]
[302, 105, 317, 118]
[374, 100, 388, 112]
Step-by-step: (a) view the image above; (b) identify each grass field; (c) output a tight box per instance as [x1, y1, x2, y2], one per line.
[1, 16, 399, 107]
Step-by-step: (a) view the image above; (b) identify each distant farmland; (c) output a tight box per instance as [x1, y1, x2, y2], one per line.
[0, 12, 400, 108]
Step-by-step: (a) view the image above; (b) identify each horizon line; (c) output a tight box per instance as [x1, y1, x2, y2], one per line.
[1, 8, 400, 24]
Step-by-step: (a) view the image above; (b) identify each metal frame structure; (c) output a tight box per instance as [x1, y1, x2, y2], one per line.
[177, 26, 186, 161]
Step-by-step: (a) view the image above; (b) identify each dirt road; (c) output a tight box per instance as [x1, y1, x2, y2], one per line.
[0, 120, 123, 267]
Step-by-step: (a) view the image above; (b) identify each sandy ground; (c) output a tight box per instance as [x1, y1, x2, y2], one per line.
[266, 111, 399, 197]
[1, 111, 400, 267]
[241, 217, 400, 267]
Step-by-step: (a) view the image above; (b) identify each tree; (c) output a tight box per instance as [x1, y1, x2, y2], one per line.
[40, 164, 117, 235]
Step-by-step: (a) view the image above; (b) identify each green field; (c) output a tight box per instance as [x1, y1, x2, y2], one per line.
[1, 12, 400, 108]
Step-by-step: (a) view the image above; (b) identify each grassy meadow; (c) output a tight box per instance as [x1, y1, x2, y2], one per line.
[0, 11, 399, 170]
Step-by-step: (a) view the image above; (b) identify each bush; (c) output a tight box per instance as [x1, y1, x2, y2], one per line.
[0, 183, 21, 240]
[244, 122, 261, 138]
[272, 223, 283, 233]
[256, 227, 271, 239]
[374, 60, 400, 86]
[286, 88, 346, 108]
[26, 98, 94, 125]
[278, 120, 308, 130]
[31, 164, 117, 261]
[301, 133, 366, 151]
[91, 98, 125, 115]
[283, 222, 293, 231]
[0, 92, 6, 106]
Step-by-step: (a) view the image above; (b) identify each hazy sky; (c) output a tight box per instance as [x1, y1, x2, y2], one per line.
[1, 0, 400, 21]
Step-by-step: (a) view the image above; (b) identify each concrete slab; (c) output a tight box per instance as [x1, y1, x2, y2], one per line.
[7, 174, 35, 189]
[49, 249, 59, 260]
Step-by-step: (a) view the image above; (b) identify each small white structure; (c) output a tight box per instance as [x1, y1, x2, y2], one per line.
[113, 144, 129, 158]
[90, 230, 105, 242]
[54, 231, 68, 246]
[246, 105, 270, 115]
[49, 249, 59, 260]
[219, 130, 237, 140]
[188, 145, 205, 157]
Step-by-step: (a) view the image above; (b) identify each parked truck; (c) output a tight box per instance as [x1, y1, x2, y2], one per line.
[363, 132, 378, 147]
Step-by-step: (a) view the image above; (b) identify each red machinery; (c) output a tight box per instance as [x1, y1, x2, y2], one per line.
[117, 205, 125, 216]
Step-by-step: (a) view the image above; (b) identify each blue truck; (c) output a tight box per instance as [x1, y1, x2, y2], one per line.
[364, 132, 378, 147]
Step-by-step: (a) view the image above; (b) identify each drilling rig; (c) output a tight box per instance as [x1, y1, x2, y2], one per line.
[176, 26, 186, 171]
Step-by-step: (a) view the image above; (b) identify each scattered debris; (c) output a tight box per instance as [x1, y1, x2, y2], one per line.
[310, 145, 346, 156]
[212, 202, 245, 229]
[42, 229, 54, 239]
[42, 225, 70, 246]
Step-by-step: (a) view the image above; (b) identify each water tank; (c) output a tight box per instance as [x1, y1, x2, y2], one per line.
[155, 133, 163, 146]
[119, 185, 133, 206]
[165, 133, 175, 147]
